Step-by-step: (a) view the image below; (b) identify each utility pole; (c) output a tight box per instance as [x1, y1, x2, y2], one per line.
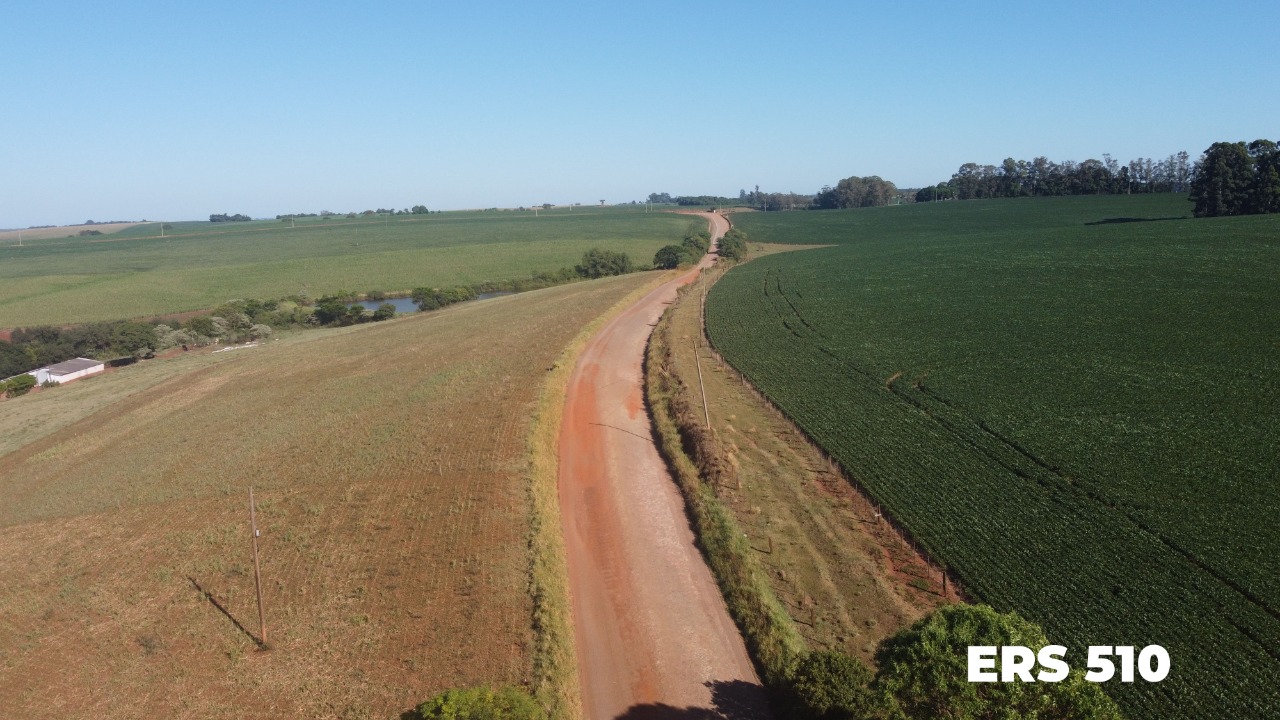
[692, 339, 710, 431]
[248, 487, 267, 646]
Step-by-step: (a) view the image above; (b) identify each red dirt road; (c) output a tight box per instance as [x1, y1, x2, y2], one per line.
[559, 213, 770, 719]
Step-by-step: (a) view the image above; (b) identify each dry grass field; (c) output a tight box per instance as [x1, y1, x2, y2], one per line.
[0, 222, 142, 244]
[0, 274, 656, 719]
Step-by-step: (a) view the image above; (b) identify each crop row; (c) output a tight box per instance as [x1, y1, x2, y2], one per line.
[706, 215, 1280, 720]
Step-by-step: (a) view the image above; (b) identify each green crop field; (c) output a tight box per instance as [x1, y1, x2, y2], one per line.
[705, 195, 1280, 719]
[0, 207, 693, 327]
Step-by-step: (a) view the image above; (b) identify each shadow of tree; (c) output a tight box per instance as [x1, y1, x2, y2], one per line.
[1084, 216, 1186, 225]
[614, 679, 772, 720]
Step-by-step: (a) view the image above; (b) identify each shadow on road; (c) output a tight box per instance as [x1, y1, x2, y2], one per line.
[614, 680, 771, 720]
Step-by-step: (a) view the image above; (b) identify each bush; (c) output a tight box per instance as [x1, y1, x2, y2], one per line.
[718, 228, 749, 261]
[415, 686, 544, 720]
[4, 374, 36, 398]
[653, 244, 694, 269]
[788, 650, 875, 719]
[372, 303, 396, 321]
[411, 286, 478, 312]
[874, 604, 1120, 720]
[575, 248, 633, 278]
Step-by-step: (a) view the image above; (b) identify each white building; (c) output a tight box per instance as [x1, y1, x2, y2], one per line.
[29, 357, 105, 385]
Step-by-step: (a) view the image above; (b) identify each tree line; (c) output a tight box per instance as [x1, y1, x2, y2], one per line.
[915, 152, 1194, 202]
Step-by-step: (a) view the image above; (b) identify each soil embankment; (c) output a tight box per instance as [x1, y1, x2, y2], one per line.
[559, 213, 770, 718]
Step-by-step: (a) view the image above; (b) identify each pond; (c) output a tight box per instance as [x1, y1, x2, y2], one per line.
[352, 292, 513, 313]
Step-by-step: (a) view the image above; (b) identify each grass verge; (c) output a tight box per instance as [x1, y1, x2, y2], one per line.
[644, 275, 806, 689]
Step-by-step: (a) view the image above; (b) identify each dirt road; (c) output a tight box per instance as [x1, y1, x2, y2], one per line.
[559, 213, 770, 719]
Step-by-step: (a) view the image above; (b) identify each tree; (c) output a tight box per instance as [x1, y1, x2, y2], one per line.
[653, 244, 693, 269]
[717, 229, 749, 261]
[874, 604, 1120, 720]
[788, 650, 876, 719]
[647, 192, 674, 204]
[313, 297, 350, 325]
[0, 340, 32, 378]
[576, 248, 633, 278]
[1248, 139, 1280, 214]
[1190, 141, 1255, 217]
[110, 321, 157, 359]
[372, 303, 396, 321]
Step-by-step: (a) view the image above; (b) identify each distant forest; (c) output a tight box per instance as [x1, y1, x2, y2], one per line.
[717, 140, 1279, 219]
[915, 152, 1193, 202]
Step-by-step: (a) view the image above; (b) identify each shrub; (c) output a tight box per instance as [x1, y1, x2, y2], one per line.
[874, 604, 1120, 720]
[653, 244, 694, 269]
[718, 228, 749, 261]
[4, 374, 36, 398]
[575, 248, 633, 278]
[372, 303, 396, 321]
[415, 686, 544, 720]
[787, 650, 875, 719]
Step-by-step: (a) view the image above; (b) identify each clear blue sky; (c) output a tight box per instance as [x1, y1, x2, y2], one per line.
[2, 0, 1276, 227]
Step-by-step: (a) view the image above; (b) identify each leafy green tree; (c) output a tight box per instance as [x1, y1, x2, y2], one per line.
[718, 229, 749, 261]
[1248, 139, 1280, 214]
[373, 303, 396, 321]
[110, 321, 157, 359]
[653, 244, 693, 269]
[788, 650, 876, 719]
[185, 315, 218, 337]
[0, 341, 32, 378]
[575, 248, 633, 278]
[313, 297, 350, 325]
[874, 604, 1120, 720]
[1190, 141, 1255, 217]
[415, 686, 544, 720]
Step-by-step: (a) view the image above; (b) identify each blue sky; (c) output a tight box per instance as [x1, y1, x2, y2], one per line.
[2, 0, 1276, 227]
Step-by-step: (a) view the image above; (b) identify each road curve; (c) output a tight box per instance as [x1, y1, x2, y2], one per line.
[558, 213, 770, 719]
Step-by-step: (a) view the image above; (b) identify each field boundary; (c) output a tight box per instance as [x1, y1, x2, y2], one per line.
[525, 270, 679, 719]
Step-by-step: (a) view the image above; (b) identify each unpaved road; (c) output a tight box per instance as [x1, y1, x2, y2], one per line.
[559, 213, 770, 719]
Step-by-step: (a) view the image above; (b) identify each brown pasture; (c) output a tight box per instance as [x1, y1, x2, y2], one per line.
[0, 274, 654, 719]
[0, 222, 142, 243]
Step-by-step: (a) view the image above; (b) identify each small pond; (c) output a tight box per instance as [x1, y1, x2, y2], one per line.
[352, 291, 513, 313]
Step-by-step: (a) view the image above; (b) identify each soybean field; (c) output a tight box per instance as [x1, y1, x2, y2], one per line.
[0, 207, 690, 327]
[705, 195, 1280, 719]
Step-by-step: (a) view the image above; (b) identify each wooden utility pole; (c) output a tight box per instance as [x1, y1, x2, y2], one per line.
[248, 487, 267, 646]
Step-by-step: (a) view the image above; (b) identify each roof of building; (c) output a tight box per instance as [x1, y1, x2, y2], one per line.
[43, 357, 105, 375]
